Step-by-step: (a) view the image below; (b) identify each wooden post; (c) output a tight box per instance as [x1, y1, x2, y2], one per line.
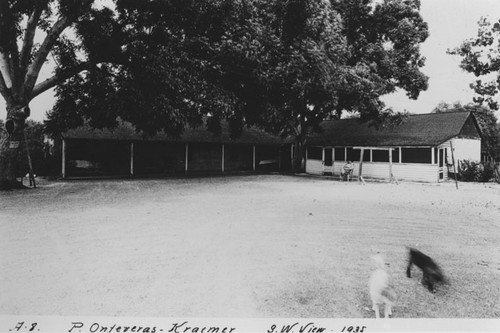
[253, 145, 256, 171]
[222, 144, 225, 173]
[358, 148, 365, 184]
[62, 138, 66, 179]
[389, 148, 393, 182]
[130, 142, 134, 176]
[450, 141, 458, 189]
[23, 130, 36, 188]
[332, 147, 335, 175]
[389, 148, 398, 184]
[185, 143, 189, 174]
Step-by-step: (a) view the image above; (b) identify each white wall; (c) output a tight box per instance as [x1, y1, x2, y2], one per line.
[306, 159, 440, 182]
[439, 138, 481, 173]
[447, 138, 481, 162]
[305, 159, 324, 175]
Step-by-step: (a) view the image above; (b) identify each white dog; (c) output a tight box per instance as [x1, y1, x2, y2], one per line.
[369, 255, 397, 318]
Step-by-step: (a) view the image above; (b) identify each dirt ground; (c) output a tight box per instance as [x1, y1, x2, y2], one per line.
[0, 174, 499, 318]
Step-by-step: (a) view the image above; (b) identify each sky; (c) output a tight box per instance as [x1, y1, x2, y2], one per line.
[2, 0, 500, 122]
[381, 0, 500, 118]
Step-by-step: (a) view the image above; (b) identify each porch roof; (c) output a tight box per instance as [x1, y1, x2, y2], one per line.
[62, 120, 283, 145]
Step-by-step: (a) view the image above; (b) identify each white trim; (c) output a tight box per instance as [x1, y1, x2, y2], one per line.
[185, 143, 189, 174]
[62, 139, 66, 179]
[222, 144, 225, 172]
[130, 142, 134, 175]
[253, 145, 256, 171]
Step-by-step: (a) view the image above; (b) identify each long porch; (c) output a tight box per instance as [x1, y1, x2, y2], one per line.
[305, 146, 452, 183]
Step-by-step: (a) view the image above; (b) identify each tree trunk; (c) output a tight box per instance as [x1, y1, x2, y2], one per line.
[0, 105, 29, 190]
[292, 136, 305, 174]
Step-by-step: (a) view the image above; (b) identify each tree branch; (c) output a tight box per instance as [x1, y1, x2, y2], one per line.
[20, 7, 44, 76]
[0, 1, 23, 96]
[0, 52, 12, 89]
[30, 62, 95, 99]
[24, 16, 72, 96]
[0, 69, 10, 100]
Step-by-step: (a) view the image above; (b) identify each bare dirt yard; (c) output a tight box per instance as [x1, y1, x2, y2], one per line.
[1, 174, 499, 318]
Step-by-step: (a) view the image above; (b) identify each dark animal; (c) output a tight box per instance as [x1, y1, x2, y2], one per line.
[406, 248, 444, 293]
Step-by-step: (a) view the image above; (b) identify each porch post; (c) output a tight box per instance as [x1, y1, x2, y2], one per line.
[222, 144, 225, 172]
[389, 148, 393, 179]
[185, 143, 189, 174]
[61, 138, 66, 179]
[431, 147, 435, 165]
[253, 145, 256, 171]
[358, 148, 365, 184]
[130, 142, 134, 176]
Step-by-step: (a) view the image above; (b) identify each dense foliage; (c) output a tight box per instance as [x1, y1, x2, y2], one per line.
[449, 17, 500, 110]
[1, 0, 430, 186]
[457, 159, 495, 182]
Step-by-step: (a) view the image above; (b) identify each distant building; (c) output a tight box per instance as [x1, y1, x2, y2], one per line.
[304, 111, 482, 182]
[56, 120, 290, 178]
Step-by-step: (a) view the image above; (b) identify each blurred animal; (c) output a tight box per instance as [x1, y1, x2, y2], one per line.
[369, 255, 397, 318]
[406, 247, 444, 293]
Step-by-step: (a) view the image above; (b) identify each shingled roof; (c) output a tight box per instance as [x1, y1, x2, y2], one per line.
[307, 111, 481, 147]
[62, 120, 283, 145]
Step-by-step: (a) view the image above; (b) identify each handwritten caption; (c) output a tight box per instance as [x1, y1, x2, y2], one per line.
[6, 320, 368, 333]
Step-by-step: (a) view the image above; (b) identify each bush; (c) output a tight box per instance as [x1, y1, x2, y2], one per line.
[457, 160, 494, 182]
[480, 162, 496, 182]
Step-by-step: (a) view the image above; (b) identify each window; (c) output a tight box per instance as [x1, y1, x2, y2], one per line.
[362, 149, 371, 162]
[334, 147, 345, 161]
[392, 148, 400, 163]
[372, 150, 389, 162]
[346, 147, 360, 162]
[308, 146, 322, 160]
[401, 148, 432, 164]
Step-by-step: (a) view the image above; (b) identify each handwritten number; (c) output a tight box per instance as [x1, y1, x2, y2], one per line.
[341, 326, 366, 333]
[10, 322, 38, 332]
[13, 322, 24, 331]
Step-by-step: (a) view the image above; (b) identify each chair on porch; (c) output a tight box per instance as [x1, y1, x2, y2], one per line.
[341, 161, 354, 181]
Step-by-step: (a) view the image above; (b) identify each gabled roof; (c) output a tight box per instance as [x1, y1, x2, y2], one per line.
[62, 120, 283, 145]
[307, 111, 481, 147]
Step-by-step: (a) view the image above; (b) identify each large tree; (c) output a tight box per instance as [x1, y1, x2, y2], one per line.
[0, 0, 241, 189]
[212, 0, 429, 172]
[0, 0, 115, 189]
[2, 0, 431, 186]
